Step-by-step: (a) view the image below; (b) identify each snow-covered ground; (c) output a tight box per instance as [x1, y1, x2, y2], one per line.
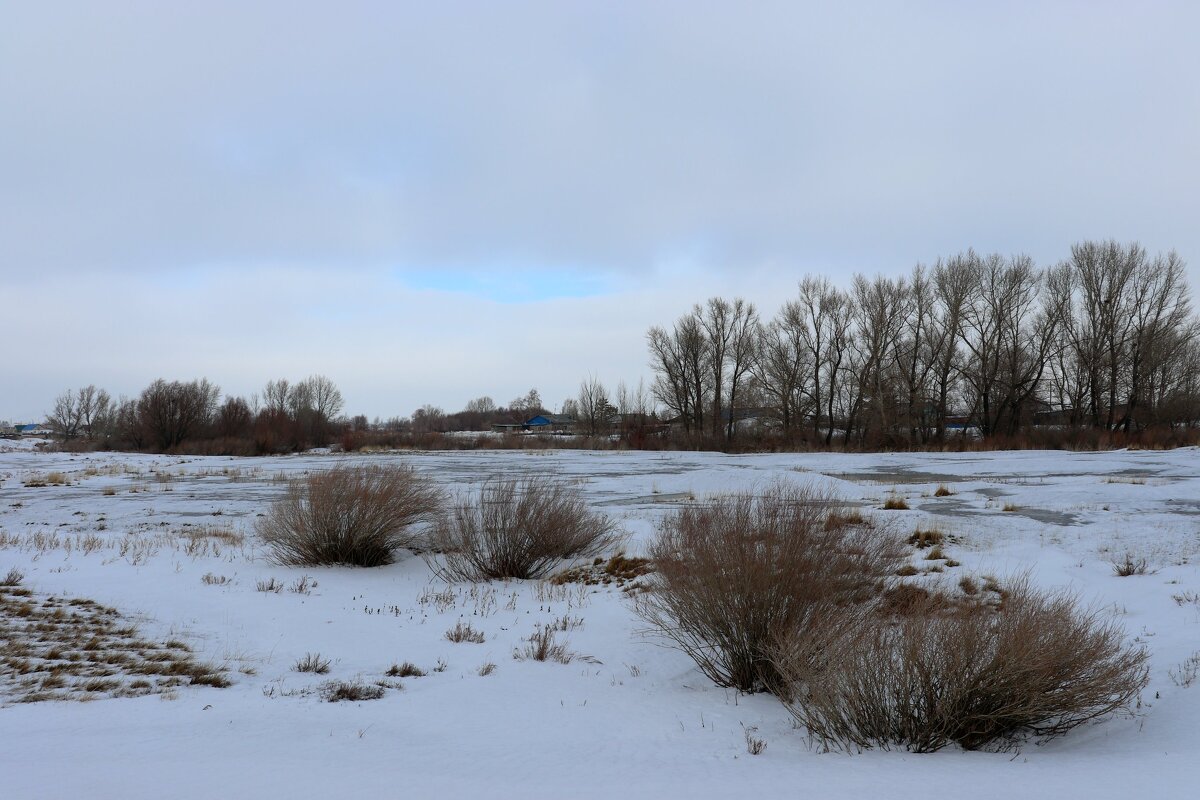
[2, 447, 1198, 799]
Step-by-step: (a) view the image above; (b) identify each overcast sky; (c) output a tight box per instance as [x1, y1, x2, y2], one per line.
[3, 1, 1198, 421]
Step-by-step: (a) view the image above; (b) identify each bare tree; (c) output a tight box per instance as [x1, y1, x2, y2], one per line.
[1120, 250, 1193, 431]
[647, 310, 709, 433]
[577, 375, 611, 435]
[263, 379, 291, 415]
[295, 374, 344, 444]
[47, 388, 84, 440]
[723, 299, 760, 442]
[929, 256, 973, 440]
[850, 274, 910, 444]
[755, 301, 810, 435]
[217, 396, 254, 439]
[957, 254, 1055, 437]
[698, 298, 757, 440]
[78, 385, 112, 440]
[1067, 241, 1141, 429]
[411, 405, 446, 434]
[508, 388, 545, 418]
[47, 385, 112, 441]
[895, 265, 947, 443]
[464, 396, 496, 415]
[137, 379, 220, 450]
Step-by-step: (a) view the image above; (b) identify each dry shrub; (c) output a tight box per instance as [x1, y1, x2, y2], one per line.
[882, 494, 910, 510]
[257, 464, 443, 567]
[428, 479, 620, 581]
[933, 484, 954, 497]
[778, 577, 1148, 752]
[634, 483, 905, 693]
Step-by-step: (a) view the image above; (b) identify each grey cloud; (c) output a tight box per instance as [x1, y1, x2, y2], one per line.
[4, 2, 1198, 279]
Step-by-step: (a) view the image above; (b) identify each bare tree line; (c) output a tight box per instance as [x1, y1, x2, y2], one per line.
[37, 240, 1198, 454]
[47, 375, 344, 454]
[648, 241, 1200, 447]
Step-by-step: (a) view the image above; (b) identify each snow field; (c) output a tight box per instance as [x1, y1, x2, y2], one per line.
[1, 446, 1199, 799]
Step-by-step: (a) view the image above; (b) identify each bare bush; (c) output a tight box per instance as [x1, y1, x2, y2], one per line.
[634, 482, 905, 693]
[428, 479, 620, 581]
[257, 465, 443, 567]
[779, 577, 1149, 752]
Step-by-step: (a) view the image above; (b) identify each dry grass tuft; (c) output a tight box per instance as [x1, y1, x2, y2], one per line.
[293, 652, 332, 674]
[445, 620, 486, 644]
[908, 528, 945, 549]
[256, 577, 284, 593]
[550, 553, 654, 587]
[257, 464, 443, 567]
[1111, 553, 1150, 577]
[386, 661, 426, 678]
[1169, 652, 1200, 688]
[514, 626, 581, 664]
[825, 509, 869, 528]
[320, 680, 385, 702]
[429, 478, 620, 581]
[882, 494, 910, 511]
[933, 484, 955, 497]
[743, 724, 767, 755]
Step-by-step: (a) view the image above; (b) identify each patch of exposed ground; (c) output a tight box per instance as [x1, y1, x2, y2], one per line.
[0, 582, 229, 705]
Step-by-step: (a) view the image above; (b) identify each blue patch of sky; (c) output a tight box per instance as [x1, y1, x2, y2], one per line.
[399, 266, 616, 303]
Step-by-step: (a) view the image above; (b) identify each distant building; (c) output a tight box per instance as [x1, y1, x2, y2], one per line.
[524, 414, 575, 433]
